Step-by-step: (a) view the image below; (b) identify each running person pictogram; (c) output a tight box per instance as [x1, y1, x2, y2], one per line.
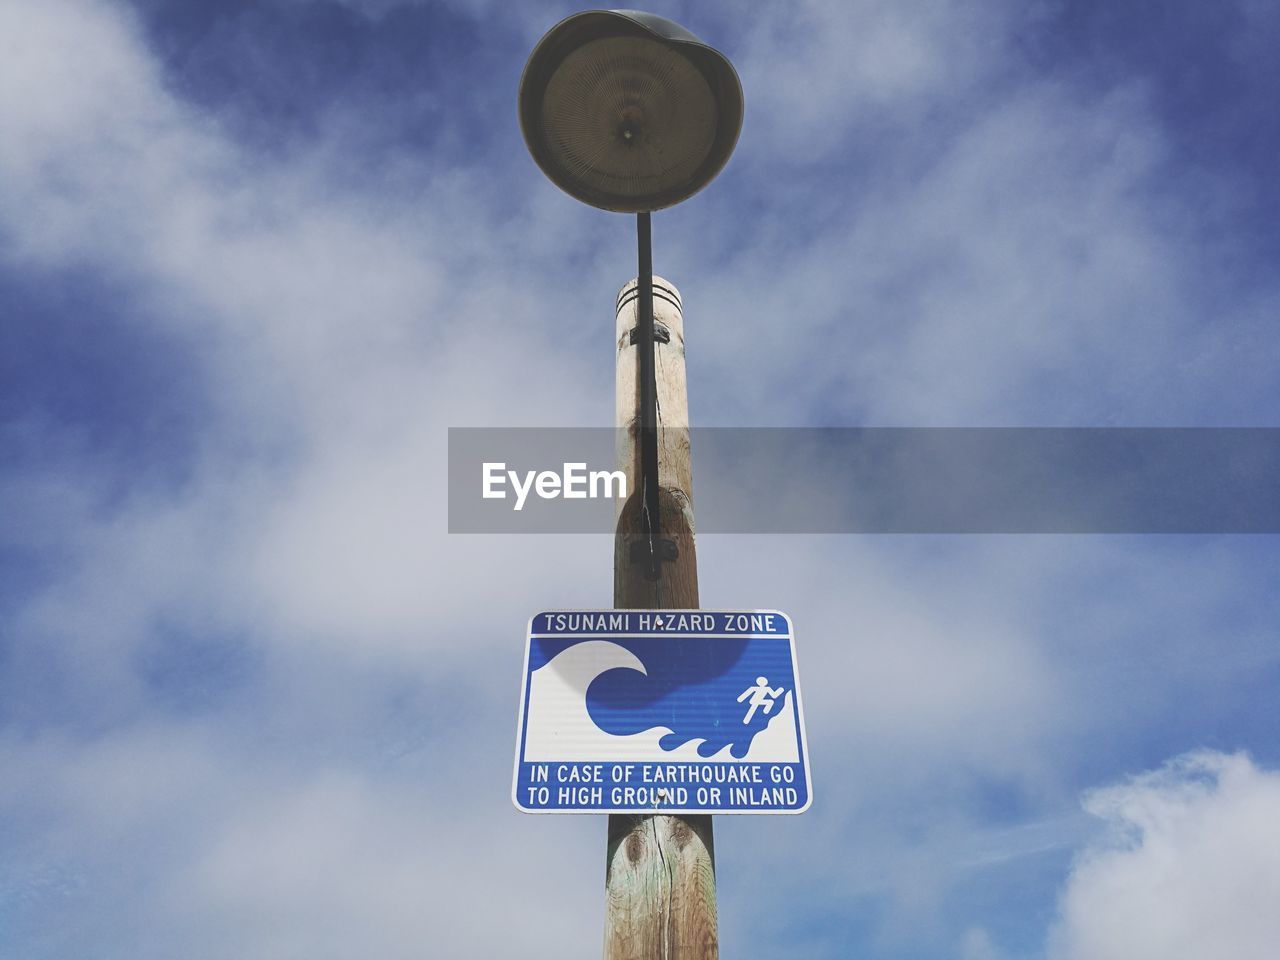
[737, 676, 784, 724]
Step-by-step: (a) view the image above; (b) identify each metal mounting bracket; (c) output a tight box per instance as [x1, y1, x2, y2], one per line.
[629, 538, 679, 580]
[629, 321, 670, 346]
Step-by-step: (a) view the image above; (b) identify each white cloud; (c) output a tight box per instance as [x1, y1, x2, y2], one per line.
[1049, 751, 1280, 960]
[690, 74, 1243, 427]
[0, 721, 600, 959]
[732, 0, 1011, 160]
[961, 926, 1006, 960]
[0, 0, 607, 650]
[3, 1, 1279, 958]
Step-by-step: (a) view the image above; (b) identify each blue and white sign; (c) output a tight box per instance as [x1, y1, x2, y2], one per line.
[513, 610, 811, 814]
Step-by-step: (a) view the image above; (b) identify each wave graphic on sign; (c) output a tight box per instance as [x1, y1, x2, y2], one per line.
[522, 640, 798, 763]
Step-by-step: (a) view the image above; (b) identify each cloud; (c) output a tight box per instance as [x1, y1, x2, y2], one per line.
[729, 0, 1013, 159]
[3, 1, 1279, 958]
[0, 718, 602, 959]
[961, 926, 1006, 960]
[1049, 751, 1280, 960]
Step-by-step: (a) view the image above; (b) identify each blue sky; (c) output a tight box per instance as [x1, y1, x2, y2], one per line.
[2, 1, 1279, 958]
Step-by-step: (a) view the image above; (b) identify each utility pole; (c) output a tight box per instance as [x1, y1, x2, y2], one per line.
[606, 274, 717, 959]
[514, 12, 743, 958]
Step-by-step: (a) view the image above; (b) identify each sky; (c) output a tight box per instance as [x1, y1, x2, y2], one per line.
[2, 1, 1279, 958]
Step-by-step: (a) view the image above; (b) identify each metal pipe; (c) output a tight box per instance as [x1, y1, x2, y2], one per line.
[637, 211, 661, 580]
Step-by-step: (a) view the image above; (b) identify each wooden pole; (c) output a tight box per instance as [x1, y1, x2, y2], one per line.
[606, 275, 717, 959]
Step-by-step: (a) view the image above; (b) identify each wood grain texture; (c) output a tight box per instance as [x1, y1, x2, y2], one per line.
[615, 276, 693, 510]
[613, 488, 699, 610]
[606, 276, 717, 960]
[605, 814, 718, 960]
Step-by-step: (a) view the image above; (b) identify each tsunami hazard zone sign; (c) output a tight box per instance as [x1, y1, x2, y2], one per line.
[513, 610, 811, 814]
